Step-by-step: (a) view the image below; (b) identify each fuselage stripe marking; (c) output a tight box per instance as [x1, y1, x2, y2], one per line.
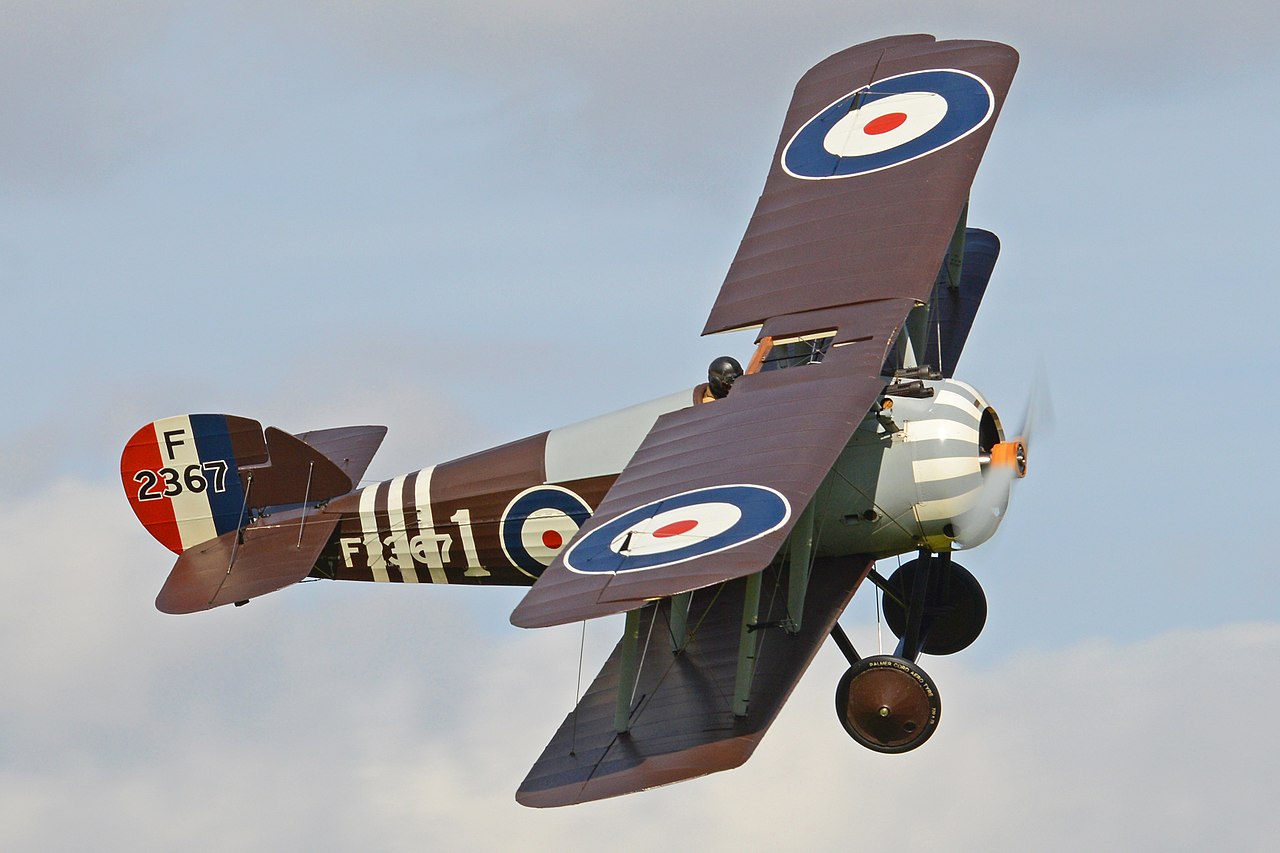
[359, 482, 389, 582]
[414, 466, 448, 584]
[387, 474, 418, 583]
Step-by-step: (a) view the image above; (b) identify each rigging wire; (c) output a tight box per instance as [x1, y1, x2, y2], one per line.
[570, 619, 586, 755]
[877, 553, 903, 655]
[632, 603, 659, 703]
[876, 576, 883, 656]
[208, 473, 253, 607]
[296, 462, 314, 549]
[632, 585, 725, 716]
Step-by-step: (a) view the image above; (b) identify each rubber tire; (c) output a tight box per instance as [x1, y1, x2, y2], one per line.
[835, 655, 941, 753]
[882, 557, 987, 656]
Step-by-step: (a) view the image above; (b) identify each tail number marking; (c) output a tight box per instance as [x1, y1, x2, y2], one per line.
[133, 461, 229, 502]
[338, 506, 490, 580]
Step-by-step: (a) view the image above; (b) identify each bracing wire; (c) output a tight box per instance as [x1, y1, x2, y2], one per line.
[570, 619, 586, 755]
[876, 553, 903, 655]
[208, 473, 253, 607]
[876, 576, 883, 655]
[296, 461, 314, 549]
[632, 604, 658, 700]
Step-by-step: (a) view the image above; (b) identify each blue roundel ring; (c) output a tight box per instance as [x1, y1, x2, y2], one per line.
[500, 485, 593, 578]
[782, 68, 993, 180]
[563, 484, 791, 575]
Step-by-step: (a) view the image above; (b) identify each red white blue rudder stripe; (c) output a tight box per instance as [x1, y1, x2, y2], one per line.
[121, 414, 258, 553]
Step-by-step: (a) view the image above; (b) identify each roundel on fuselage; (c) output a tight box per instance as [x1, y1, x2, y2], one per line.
[500, 485, 593, 578]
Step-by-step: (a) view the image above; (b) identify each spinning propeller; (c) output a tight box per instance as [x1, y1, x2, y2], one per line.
[955, 377, 1051, 548]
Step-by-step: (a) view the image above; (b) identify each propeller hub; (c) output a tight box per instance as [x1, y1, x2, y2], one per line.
[987, 438, 1027, 478]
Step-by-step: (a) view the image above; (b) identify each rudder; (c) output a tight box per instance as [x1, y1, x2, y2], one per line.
[121, 414, 360, 554]
[121, 415, 265, 554]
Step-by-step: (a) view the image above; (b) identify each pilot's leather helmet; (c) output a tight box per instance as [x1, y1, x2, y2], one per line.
[708, 356, 743, 399]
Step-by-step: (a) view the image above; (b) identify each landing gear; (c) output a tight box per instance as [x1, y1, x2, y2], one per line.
[881, 554, 987, 656]
[830, 551, 986, 753]
[835, 655, 940, 753]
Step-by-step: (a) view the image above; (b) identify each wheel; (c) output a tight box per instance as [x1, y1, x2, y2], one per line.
[882, 557, 987, 655]
[835, 655, 941, 753]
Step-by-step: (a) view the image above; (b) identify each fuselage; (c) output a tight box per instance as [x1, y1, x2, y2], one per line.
[305, 376, 1012, 587]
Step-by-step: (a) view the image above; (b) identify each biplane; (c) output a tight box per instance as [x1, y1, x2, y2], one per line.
[121, 35, 1024, 807]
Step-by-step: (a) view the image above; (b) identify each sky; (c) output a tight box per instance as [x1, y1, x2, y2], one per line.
[3, 1, 1279, 849]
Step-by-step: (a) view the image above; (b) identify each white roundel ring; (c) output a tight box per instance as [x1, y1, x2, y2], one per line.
[564, 484, 791, 574]
[606, 502, 742, 556]
[782, 68, 994, 180]
[500, 486, 593, 578]
[822, 91, 947, 157]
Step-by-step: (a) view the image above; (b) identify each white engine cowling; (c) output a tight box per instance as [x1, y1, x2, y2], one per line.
[816, 376, 1024, 558]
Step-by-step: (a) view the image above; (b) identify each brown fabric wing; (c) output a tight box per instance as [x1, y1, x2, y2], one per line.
[704, 35, 1018, 334]
[517, 555, 871, 807]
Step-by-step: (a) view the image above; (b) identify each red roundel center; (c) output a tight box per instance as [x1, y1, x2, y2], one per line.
[864, 112, 908, 135]
[542, 530, 564, 549]
[653, 519, 698, 539]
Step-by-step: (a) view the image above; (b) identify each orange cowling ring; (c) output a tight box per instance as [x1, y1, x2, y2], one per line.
[990, 439, 1027, 478]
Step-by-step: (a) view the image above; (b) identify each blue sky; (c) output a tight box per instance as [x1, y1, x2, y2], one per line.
[3, 2, 1279, 849]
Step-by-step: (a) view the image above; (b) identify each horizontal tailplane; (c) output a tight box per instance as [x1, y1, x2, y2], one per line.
[156, 512, 340, 613]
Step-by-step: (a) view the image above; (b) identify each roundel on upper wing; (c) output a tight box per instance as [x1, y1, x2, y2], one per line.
[563, 484, 791, 575]
[781, 69, 994, 180]
[500, 485, 593, 578]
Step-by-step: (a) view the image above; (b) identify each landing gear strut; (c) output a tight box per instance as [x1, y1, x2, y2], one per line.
[831, 550, 985, 753]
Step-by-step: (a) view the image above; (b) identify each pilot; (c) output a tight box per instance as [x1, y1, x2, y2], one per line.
[700, 356, 743, 403]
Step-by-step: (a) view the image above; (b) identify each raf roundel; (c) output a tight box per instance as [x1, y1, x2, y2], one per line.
[782, 68, 994, 180]
[500, 486, 593, 578]
[563, 484, 791, 575]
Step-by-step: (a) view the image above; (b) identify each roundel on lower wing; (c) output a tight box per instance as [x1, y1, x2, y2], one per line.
[563, 484, 791, 575]
[500, 486, 593, 578]
[781, 69, 994, 180]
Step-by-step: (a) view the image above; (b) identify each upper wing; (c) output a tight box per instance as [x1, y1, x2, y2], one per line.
[703, 36, 1018, 334]
[510, 35, 1017, 629]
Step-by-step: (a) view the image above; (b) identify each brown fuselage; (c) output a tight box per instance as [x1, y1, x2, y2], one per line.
[307, 388, 701, 587]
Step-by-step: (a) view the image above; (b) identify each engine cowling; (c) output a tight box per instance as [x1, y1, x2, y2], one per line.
[815, 376, 1022, 558]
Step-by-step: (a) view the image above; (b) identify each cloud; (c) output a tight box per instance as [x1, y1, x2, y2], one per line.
[3, 477, 1277, 850]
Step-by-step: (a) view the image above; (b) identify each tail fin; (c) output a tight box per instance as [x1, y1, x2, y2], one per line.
[122, 415, 387, 612]
[120, 414, 383, 554]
